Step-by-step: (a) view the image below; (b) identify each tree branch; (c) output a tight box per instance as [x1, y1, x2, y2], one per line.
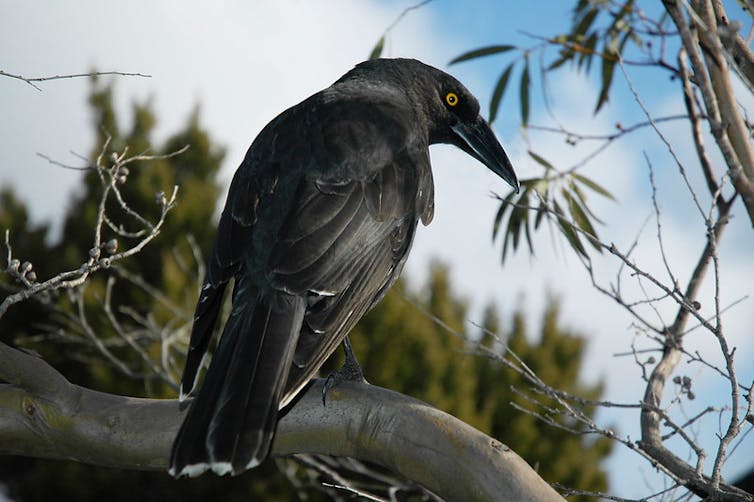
[663, 0, 754, 224]
[0, 341, 563, 501]
[0, 70, 151, 92]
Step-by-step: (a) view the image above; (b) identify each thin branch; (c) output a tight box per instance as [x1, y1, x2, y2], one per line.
[0, 69, 151, 92]
[0, 139, 184, 320]
[619, 59, 707, 219]
[36, 152, 92, 171]
[646, 155, 679, 292]
[383, 0, 434, 35]
[528, 114, 689, 143]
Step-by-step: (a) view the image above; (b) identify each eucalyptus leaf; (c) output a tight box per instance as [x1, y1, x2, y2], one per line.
[449, 45, 516, 65]
[369, 36, 385, 60]
[520, 60, 531, 126]
[489, 64, 514, 124]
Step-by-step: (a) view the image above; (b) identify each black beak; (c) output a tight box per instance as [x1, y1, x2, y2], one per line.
[451, 116, 519, 193]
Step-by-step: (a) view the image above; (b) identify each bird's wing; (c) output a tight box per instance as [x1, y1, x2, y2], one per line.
[181, 92, 434, 406]
[267, 136, 434, 405]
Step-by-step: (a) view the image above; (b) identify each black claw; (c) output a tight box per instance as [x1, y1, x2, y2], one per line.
[322, 373, 336, 406]
[321, 337, 367, 406]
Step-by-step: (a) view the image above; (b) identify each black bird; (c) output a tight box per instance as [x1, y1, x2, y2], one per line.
[169, 58, 518, 477]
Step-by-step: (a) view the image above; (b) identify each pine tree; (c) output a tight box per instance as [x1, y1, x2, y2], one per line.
[348, 265, 612, 498]
[474, 300, 613, 499]
[0, 189, 53, 342]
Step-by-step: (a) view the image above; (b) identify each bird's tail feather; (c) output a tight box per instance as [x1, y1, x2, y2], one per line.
[169, 288, 305, 477]
[179, 281, 228, 401]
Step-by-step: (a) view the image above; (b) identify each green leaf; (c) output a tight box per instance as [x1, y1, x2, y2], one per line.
[492, 202, 506, 241]
[528, 150, 555, 170]
[607, 0, 633, 36]
[510, 206, 522, 251]
[569, 181, 605, 224]
[534, 200, 547, 230]
[506, 200, 525, 258]
[449, 45, 516, 65]
[572, 173, 616, 200]
[574, 0, 591, 16]
[369, 36, 385, 60]
[563, 189, 601, 252]
[519, 190, 534, 254]
[580, 32, 599, 72]
[594, 50, 616, 114]
[489, 63, 514, 124]
[492, 190, 517, 240]
[520, 59, 531, 126]
[554, 200, 587, 257]
[511, 190, 531, 251]
[547, 53, 571, 71]
[573, 6, 599, 38]
[499, 190, 527, 264]
[500, 212, 513, 263]
[595, 27, 632, 114]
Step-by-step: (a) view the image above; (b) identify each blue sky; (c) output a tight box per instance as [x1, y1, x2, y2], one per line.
[1, 0, 753, 498]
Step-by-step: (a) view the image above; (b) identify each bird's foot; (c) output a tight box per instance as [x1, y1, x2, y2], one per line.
[322, 337, 367, 406]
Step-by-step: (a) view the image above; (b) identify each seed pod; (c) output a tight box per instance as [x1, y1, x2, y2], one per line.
[105, 239, 118, 254]
[115, 166, 129, 184]
[155, 191, 167, 207]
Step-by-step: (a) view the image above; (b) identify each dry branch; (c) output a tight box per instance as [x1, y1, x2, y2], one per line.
[0, 70, 151, 91]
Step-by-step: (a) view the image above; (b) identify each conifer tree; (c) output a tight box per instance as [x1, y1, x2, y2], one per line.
[349, 265, 612, 498]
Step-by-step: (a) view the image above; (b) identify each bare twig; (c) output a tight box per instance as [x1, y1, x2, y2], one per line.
[0, 138, 185, 320]
[0, 69, 151, 92]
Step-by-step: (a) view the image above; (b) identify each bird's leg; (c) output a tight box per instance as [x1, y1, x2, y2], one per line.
[322, 336, 367, 405]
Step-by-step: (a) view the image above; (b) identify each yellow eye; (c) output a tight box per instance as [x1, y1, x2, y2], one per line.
[445, 92, 459, 107]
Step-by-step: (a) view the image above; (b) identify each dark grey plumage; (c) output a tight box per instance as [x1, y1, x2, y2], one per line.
[169, 58, 518, 477]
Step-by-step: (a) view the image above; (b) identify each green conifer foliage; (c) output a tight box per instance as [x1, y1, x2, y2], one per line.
[0, 189, 53, 342]
[346, 264, 612, 498]
[475, 302, 613, 499]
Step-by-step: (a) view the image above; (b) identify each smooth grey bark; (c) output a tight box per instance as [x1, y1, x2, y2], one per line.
[0, 341, 563, 501]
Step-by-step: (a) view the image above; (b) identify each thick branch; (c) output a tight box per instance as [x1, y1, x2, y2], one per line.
[663, 0, 754, 224]
[695, 0, 754, 179]
[0, 342, 562, 501]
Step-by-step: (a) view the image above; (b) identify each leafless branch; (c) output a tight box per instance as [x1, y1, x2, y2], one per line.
[0, 137, 186, 320]
[0, 69, 151, 92]
[663, 0, 754, 224]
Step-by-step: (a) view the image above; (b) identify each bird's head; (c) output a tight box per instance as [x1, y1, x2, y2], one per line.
[419, 62, 519, 193]
[342, 58, 519, 192]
